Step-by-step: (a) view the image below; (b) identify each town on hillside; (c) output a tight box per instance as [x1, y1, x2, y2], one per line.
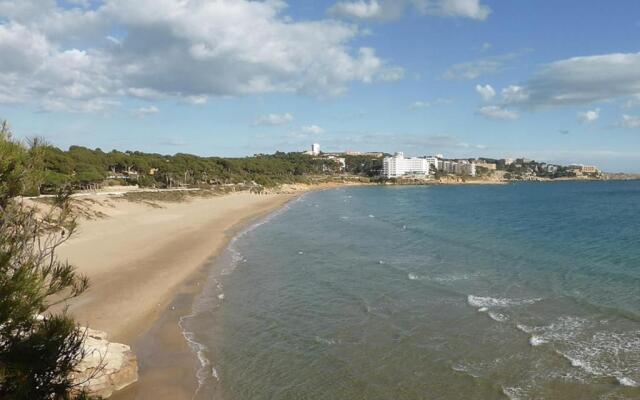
[29, 140, 610, 195]
[303, 143, 602, 182]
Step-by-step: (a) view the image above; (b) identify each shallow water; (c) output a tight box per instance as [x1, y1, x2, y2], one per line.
[182, 182, 640, 400]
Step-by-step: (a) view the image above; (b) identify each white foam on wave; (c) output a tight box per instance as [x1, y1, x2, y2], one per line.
[315, 336, 340, 346]
[617, 376, 639, 387]
[488, 311, 509, 322]
[529, 335, 547, 346]
[501, 386, 525, 400]
[516, 324, 533, 334]
[556, 329, 640, 385]
[178, 314, 219, 398]
[407, 273, 472, 283]
[368, 214, 375, 218]
[467, 295, 541, 309]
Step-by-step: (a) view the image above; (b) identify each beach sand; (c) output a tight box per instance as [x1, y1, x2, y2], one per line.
[54, 190, 300, 399]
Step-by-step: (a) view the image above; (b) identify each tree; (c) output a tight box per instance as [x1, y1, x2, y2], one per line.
[0, 121, 91, 399]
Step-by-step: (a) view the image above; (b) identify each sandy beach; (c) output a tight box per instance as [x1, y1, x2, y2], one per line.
[52, 189, 301, 398]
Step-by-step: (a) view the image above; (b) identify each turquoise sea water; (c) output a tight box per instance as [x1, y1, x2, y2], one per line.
[182, 182, 640, 400]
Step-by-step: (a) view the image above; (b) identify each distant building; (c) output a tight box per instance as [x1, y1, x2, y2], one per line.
[311, 143, 321, 156]
[324, 155, 346, 171]
[475, 161, 497, 170]
[581, 165, 599, 174]
[382, 152, 430, 178]
[503, 158, 514, 166]
[454, 160, 477, 177]
[425, 155, 440, 169]
[547, 165, 559, 174]
[442, 160, 456, 174]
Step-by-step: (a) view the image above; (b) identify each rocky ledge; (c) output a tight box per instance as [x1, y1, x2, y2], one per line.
[72, 328, 138, 398]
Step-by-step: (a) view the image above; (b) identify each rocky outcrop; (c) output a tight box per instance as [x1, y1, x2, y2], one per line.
[72, 328, 138, 398]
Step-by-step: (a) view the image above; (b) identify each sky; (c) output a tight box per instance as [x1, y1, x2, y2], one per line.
[1, 0, 640, 171]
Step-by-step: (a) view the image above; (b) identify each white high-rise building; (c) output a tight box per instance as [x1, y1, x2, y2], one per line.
[425, 155, 440, 170]
[311, 143, 321, 156]
[382, 152, 430, 178]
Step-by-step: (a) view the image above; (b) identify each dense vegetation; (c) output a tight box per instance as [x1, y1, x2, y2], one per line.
[38, 145, 382, 193]
[0, 123, 91, 399]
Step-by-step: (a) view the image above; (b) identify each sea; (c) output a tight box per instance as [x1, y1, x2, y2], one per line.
[180, 181, 640, 400]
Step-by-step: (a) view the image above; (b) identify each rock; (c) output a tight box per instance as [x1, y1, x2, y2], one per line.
[72, 328, 138, 398]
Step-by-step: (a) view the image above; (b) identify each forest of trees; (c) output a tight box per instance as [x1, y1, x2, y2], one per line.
[38, 145, 383, 193]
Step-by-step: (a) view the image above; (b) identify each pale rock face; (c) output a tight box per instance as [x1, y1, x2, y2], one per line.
[72, 328, 138, 398]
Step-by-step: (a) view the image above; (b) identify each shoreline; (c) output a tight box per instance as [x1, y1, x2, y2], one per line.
[55, 184, 348, 398]
[112, 198, 300, 400]
[56, 179, 628, 398]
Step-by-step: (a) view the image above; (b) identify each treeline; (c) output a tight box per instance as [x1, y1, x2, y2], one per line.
[39, 145, 383, 193]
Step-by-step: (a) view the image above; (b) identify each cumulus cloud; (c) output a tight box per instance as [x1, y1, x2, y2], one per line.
[475, 84, 495, 102]
[477, 105, 518, 120]
[255, 113, 294, 126]
[131, 105, 159, 118]
[329, 0, 490, 21]
[301, 125, 325, 135]
[410, 98, 453, 109]
[329, 0, 388, 20]
[577, 108, 599, 124]
[619, 114, 640, 129]
[503, 52, 640, 108]
[0, 0, 403, 112]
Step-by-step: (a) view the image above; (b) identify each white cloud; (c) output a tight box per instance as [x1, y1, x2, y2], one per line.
[255, 113, 294, 126]
[330, 0, 386, 20]
[578, 108, 600, 124]
[410, 98, 453, 109]
[0, 0, 403, 112]
[443, 51, 525, 81]
[501, 85, 529, 103]
[503, 52, 640, 108]
[624, 95, 640, 109]
[477, 105, 518, 120]
[330, 0, 490, 21]
[475, 84, 495, 101]
[131, 105, 159, 118]
[301, 125, 325, 135]
[479, 42, 491, 52]
[412, 0, 490, 20]
[620, 114, 640, 129]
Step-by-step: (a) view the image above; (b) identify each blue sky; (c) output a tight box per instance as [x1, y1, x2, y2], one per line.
[1, 0, 640, 171]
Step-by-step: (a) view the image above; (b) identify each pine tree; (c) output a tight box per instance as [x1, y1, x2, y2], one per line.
[0, 121, 91, 399]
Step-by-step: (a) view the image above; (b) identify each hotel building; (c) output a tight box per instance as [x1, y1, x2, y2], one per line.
[382, 152, 430, 178]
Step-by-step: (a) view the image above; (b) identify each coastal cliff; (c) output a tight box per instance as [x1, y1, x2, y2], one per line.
[73, 328, 138, 398]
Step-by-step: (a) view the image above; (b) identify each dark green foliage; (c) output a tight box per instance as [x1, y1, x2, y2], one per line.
[38, 145, 380, 192]
[0, 121, 91, 399]
[343, 155, 383, 176]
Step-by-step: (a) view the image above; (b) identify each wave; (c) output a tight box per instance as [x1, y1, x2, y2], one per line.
[178, 194, 302, 395]
[467, 295, 541, 309]
[407, 273, 472, 283]
[488, 311, 509, 322]
[314, 336, 340, 346]
[501, 386, 526, 400]
[520, 316, 590, 348]
[617, 376, 639, 387]
[555, 329, 640, 387]
[178, 315, 218, 398]
[520, 316, 640, 387]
